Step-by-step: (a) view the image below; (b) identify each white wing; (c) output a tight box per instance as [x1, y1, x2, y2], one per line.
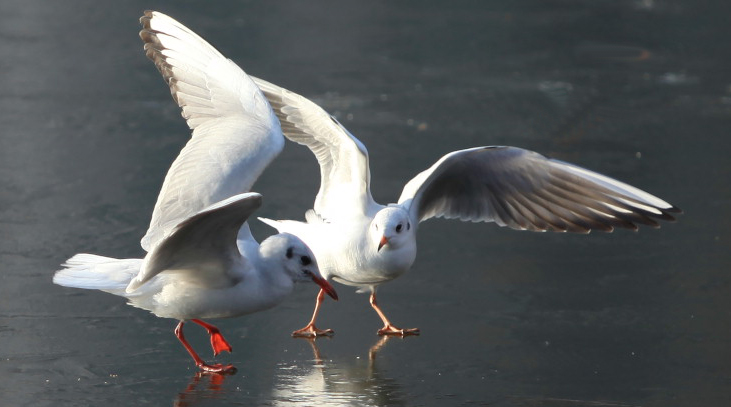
[139, 11, 283, 251]
[127, 192, 263, 292]
[251, 76, 377, 220]
[398, 146, 681, 232]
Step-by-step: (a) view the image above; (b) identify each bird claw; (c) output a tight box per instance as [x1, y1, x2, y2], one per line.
[377, 325, 420, 336]
[291, 324, 335, 338]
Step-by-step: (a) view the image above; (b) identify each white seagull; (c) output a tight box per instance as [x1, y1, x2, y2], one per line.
[252, 79, 681, 337]
[52, 11, 337, 373]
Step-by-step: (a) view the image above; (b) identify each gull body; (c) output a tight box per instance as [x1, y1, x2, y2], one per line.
[54, 193, 336, 373]
[52, 11, 337, 373]
[252, 78, 681, 337]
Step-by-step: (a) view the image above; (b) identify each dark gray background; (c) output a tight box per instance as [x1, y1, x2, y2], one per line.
[1, 1, 729, 406]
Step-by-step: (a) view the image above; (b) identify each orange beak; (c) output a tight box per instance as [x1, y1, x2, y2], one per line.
[378, 235, 389, 251]
[311, 274, 338, 300]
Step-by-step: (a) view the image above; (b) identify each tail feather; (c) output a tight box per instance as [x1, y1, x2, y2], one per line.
[53, 254, 143, 296]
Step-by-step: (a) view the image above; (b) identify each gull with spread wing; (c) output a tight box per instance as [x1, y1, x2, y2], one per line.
[252, 79, 681, 337]
[52, 11, 337, 373]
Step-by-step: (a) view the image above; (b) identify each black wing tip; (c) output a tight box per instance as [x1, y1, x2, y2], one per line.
[140, 10, 155, 26]
[564, 204, 682, 233]
[139, 11, 173, 37]
[609, 207, 680, 232]
[650, 204, 682, 224]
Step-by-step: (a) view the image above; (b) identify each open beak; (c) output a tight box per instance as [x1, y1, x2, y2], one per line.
[311, 274, 338, 300]
[378, 235, 389, 251]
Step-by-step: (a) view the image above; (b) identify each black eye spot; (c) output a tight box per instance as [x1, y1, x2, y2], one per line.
[407, 222, 411, 230]
[303, 269, 312, 276]
[301, 255, 312, 266]
[286, 247, 293, 259]
[396, 224, 403, 233]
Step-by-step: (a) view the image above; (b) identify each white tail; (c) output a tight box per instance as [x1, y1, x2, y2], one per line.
[53, 254, 143, 296]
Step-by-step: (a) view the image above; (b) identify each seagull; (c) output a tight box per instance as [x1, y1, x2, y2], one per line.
[252, 79, 682, 337]
[54, 193, 337, 373]
[52, 11, 339, 373]
[125, 11, 679, 338]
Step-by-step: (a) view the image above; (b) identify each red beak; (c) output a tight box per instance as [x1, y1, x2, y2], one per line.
[311, 274, 338, 300]
[378, 235, 389, 251]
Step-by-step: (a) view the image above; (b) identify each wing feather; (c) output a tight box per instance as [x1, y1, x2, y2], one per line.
[251, 76, 377, 220]
[398, 146, 680, 233]
[127, 193, 263, 292]
[139, 11, 283, 251]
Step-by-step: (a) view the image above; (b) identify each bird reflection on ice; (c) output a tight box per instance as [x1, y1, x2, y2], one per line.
[272, 337, 405, 407]
[173, 371, 233, 407]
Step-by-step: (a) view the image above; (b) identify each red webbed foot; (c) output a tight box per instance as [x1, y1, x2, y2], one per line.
[209, 331, 232, 356]
[191, 319, 233, 356]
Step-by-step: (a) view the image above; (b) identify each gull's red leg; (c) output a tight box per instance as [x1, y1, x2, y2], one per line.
[174, 321, 236, 374]
[191, 319, 232, 356]
[292, 289, 335, 337]
[369, 291, 420, 336]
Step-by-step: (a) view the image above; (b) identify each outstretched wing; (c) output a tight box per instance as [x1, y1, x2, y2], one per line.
[139, 11, 283, 251]
[398, 146, 681, 232]
[127, 192, 263, 292]
[251, 76, 377, 220]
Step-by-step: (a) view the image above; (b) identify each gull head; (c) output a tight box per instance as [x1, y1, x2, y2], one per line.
[371, 207, 414, 252]
[260, 233, 338, 300]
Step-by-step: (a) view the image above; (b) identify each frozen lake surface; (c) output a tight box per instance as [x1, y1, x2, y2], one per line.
[1, 1, 729, 405]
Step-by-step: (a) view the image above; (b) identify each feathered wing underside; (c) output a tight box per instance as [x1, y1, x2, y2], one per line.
[398, 146, 681, 233]
[251, 76, 377, 220]
[139, 11, 283, 251]
[127, 193, 263, 292]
